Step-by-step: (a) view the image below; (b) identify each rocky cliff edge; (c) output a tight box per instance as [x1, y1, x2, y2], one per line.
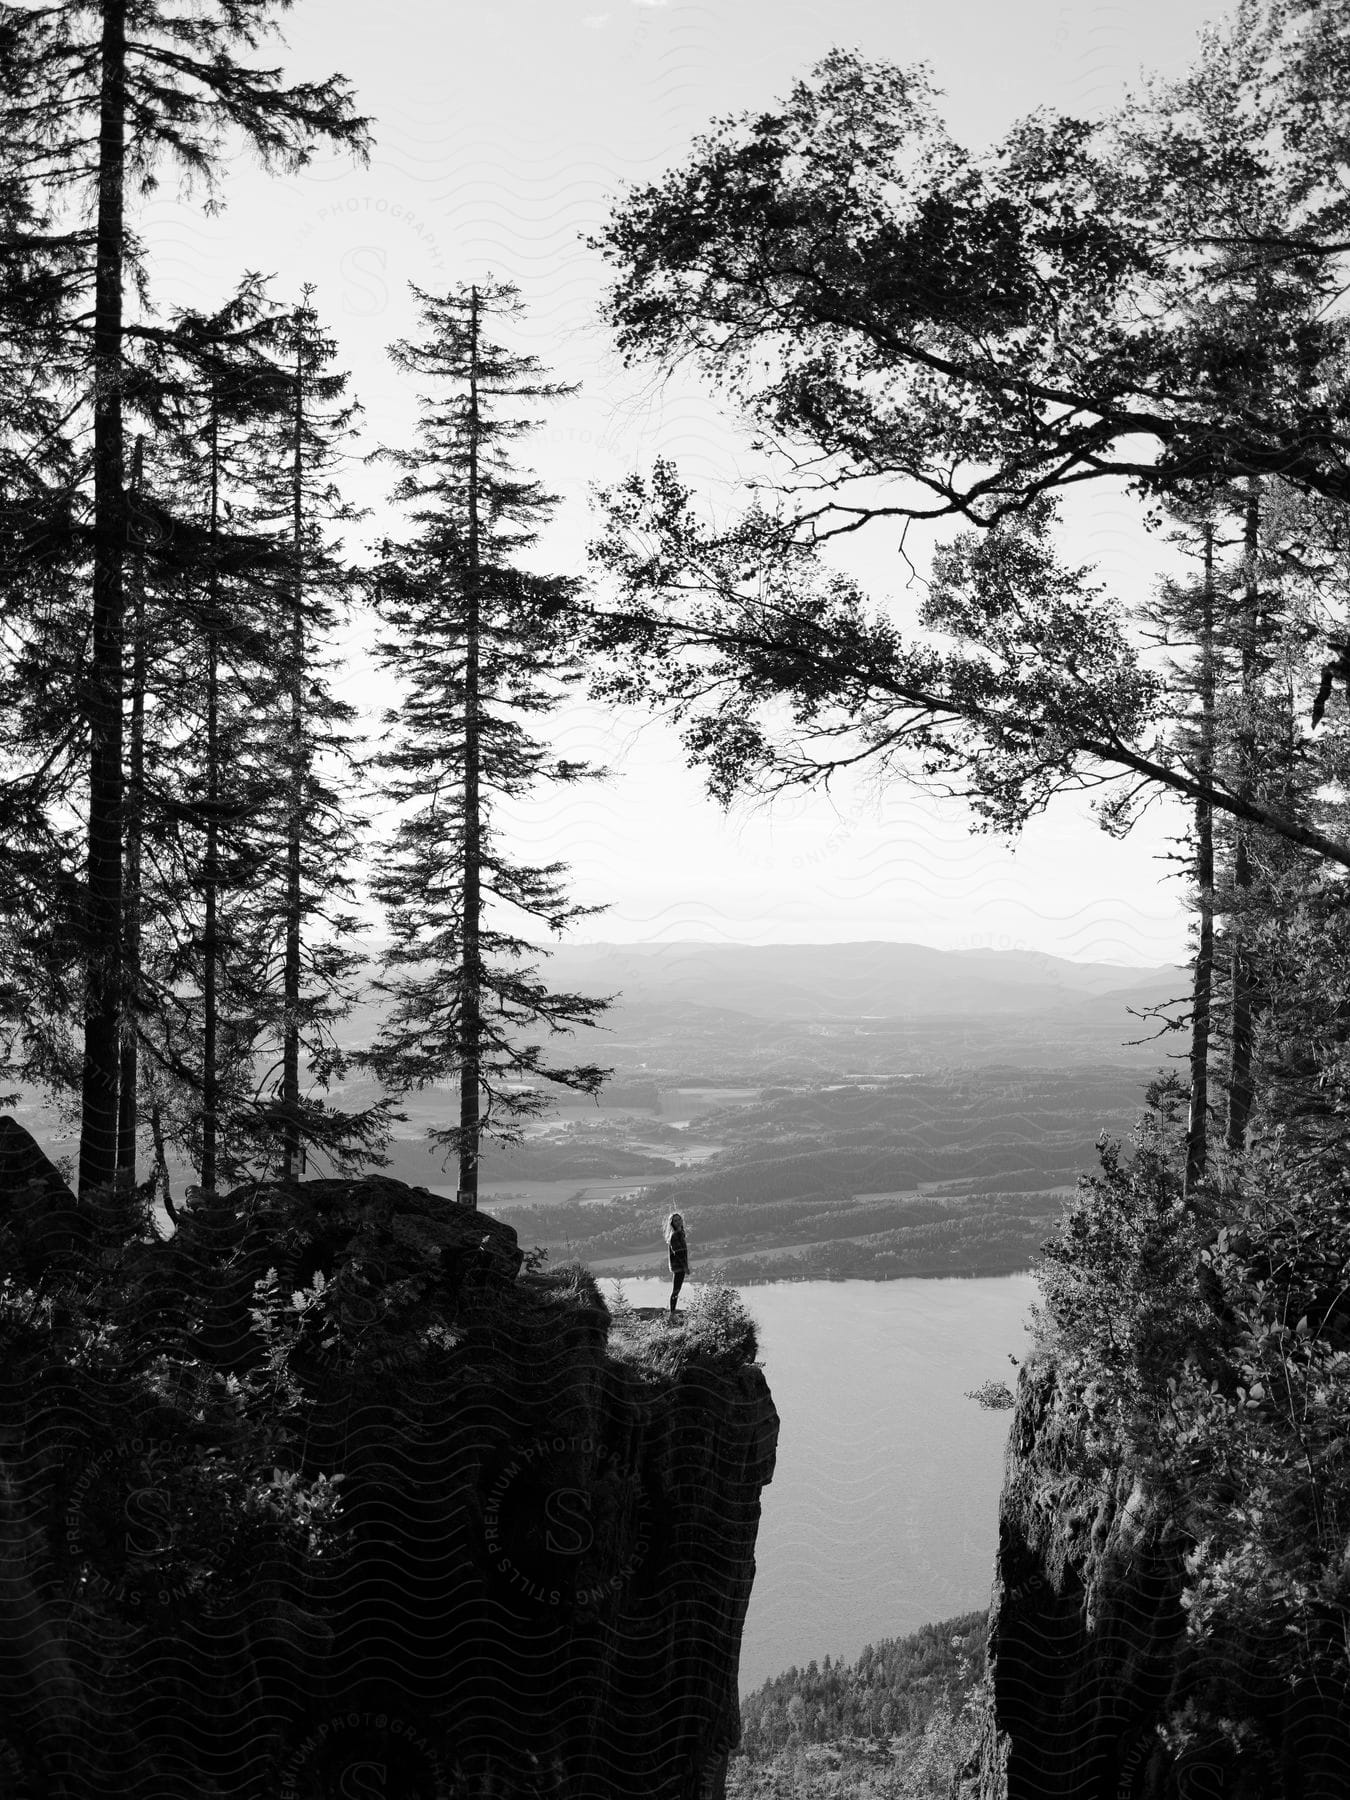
[0, 1128, 778, 1799]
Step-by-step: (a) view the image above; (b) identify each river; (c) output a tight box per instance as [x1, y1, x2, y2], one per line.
[603, 1274, 1038, 1694]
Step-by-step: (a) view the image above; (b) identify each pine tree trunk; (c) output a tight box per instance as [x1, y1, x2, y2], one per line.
[80, 0, 128, 1198]
[1185, 524, 1216, 1195]
[117, 435, 146, 1188]
[282, 319, 305, 1183]
[201, 382, 221, 1190]
[1226, 484, 1259, 1152]
[1227, 853, 1254, 1150]
[458, 285, 482, 1210]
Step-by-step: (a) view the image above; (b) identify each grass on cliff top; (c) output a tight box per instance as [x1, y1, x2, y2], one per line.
[605, 1281, 760, 1374]
[516, 1257, 607, 1310]
[513, 1257, 760, 1373]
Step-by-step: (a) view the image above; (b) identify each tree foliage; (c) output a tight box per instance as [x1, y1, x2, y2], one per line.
[597, 14, 1350, 532]
[587, 7, 1350, 862]
[362, 281, 611, 1200]
[1029, 1078, 1350, 1755]
[593, 5, 1350, 1768]
[730, 1613, 985, 1799]
[0, 0, 369, 1193]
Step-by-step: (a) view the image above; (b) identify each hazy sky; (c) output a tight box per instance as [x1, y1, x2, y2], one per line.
[132, 0, 1228, 967]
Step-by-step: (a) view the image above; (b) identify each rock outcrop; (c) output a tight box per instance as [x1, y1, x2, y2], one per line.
[0, 1114, 89, 1279]
[0, 1126, 779, 1799]
[979, 1359, 1350, 1799]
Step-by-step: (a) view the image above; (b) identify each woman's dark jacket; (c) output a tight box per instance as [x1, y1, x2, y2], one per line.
[667, 1223, 689, 1274]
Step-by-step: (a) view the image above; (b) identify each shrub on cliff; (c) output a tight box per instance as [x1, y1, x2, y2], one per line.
[1030, 1096, 1350, 1752]
[1160, 1153, 1350, 1714]
[684, 1281, 759, 1362]
[606, 1280, 760, 1374]
[0, 1244, 344, 1791]
[1034, 1117, 1220, 1471]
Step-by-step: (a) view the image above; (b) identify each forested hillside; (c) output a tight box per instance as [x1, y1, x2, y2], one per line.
[727, 1612, 986, 1799]
[497, 1065, 1153, 1278]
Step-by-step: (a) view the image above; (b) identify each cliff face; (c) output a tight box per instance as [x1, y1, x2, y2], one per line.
[980, 1360, 1350, 1800]
[0, 1139, 778, 1799]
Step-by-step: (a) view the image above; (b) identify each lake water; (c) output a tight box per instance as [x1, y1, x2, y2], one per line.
[603, 1275, 1038, 1694]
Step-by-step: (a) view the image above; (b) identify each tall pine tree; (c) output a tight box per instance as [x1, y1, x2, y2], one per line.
[2, 0, 369, 1195]
[241, 288, 389, 1182]
[363, 281, 610, 1208]
[117, 282, 294, 1191]
[1139, 511, 1221, 1195]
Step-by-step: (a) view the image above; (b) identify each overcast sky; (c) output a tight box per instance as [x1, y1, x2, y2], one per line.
[133, 0, 1228, 967]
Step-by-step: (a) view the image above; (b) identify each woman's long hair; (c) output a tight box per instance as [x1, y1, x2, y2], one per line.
[663, 1211, 684, 1243]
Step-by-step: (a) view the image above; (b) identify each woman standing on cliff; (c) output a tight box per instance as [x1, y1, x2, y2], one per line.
[664, 1211, 689, 1316]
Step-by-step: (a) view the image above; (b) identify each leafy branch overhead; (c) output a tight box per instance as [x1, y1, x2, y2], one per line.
[587, 461, 1350, 866]
[596, 24, 1350, 534]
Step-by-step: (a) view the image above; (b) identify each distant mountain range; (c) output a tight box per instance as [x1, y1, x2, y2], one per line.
[327, 942, 1188, 1276]
[533, 939, 1183, 1022]
[451, 940, 1191, 1078]
[10, 941, 1187, 1237]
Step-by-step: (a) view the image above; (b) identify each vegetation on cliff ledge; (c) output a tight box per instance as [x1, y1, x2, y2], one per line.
[1026, 1065, 1350, 1760]
[0, 1167, 773, 1794]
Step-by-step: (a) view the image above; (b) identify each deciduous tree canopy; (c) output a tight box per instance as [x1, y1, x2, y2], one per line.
[597, 8, 1350, 534]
